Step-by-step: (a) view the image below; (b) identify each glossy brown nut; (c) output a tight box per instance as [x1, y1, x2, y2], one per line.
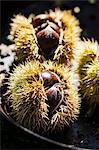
[32, 14, 49, 28]
[40, 71, 60, 88]
[37, 25, 59, 53]
[46, 84, 63, 114]
[32, 14, 57, 28]
[47, 21, 60, 34]
[32, 14, 61, 58]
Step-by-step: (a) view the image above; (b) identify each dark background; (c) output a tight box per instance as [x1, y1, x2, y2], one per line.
[1, 0, 99, 150]
[1, 0, 99, 42]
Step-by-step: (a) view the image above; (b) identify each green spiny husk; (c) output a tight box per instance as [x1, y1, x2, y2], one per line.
[51, 9, 81, 65]
[82, 60, 99, 104]
[8, 14, 40, 62]
[76, 39, 99, 115]
[7, 60, 80, 133]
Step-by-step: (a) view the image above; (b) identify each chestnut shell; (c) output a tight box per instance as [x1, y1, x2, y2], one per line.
[32, 14, 61, 59]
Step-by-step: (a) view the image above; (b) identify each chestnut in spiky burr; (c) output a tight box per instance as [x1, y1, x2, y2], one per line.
[9, 8, 81, 65]
[76, 39, 99, 116]
[7, 60, 80, 133]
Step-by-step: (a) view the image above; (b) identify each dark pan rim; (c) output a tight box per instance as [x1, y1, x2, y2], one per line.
[0, 104, 90, 150]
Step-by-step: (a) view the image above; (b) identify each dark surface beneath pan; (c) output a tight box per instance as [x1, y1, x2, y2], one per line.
[1, 103, 99, 150]
[1, 1, 99, 150]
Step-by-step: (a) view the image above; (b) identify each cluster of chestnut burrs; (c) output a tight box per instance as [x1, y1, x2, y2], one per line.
[6, 8, 99, 133]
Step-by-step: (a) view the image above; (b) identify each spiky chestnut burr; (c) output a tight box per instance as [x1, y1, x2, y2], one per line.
[76, 39, 99, 116]
[9, 8, 81, 64]
[7, 60, 80, 133]
[81, 60, 99, 116]
[76, 39, 98, 79]
[8, 15, 39, 62]
[49, 8, 81, 65]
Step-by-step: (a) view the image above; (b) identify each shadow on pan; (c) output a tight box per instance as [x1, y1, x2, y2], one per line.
[1, 1, 99, 149]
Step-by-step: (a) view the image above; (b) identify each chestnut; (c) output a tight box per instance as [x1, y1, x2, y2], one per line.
[39, 71, 60, 88]
[37, 26, 59, 56]
[39, 70, 63, 116]
[32, 14, 61, 59]
[33, 14, 50, 28]
[46, 84, 63, 115]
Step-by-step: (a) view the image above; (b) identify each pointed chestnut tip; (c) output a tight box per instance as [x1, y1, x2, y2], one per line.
[40, 71, 60, 88]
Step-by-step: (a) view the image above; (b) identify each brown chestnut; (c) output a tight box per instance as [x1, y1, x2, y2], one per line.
[37, 25, 59, 54]
[39, 71, 60, 88]
[39, 71, 63, 116]
[32, 14, 61, 59]
[32, 14, 50, 28]
[46, 84, 63, 115]
[32, 14, 60, 30]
